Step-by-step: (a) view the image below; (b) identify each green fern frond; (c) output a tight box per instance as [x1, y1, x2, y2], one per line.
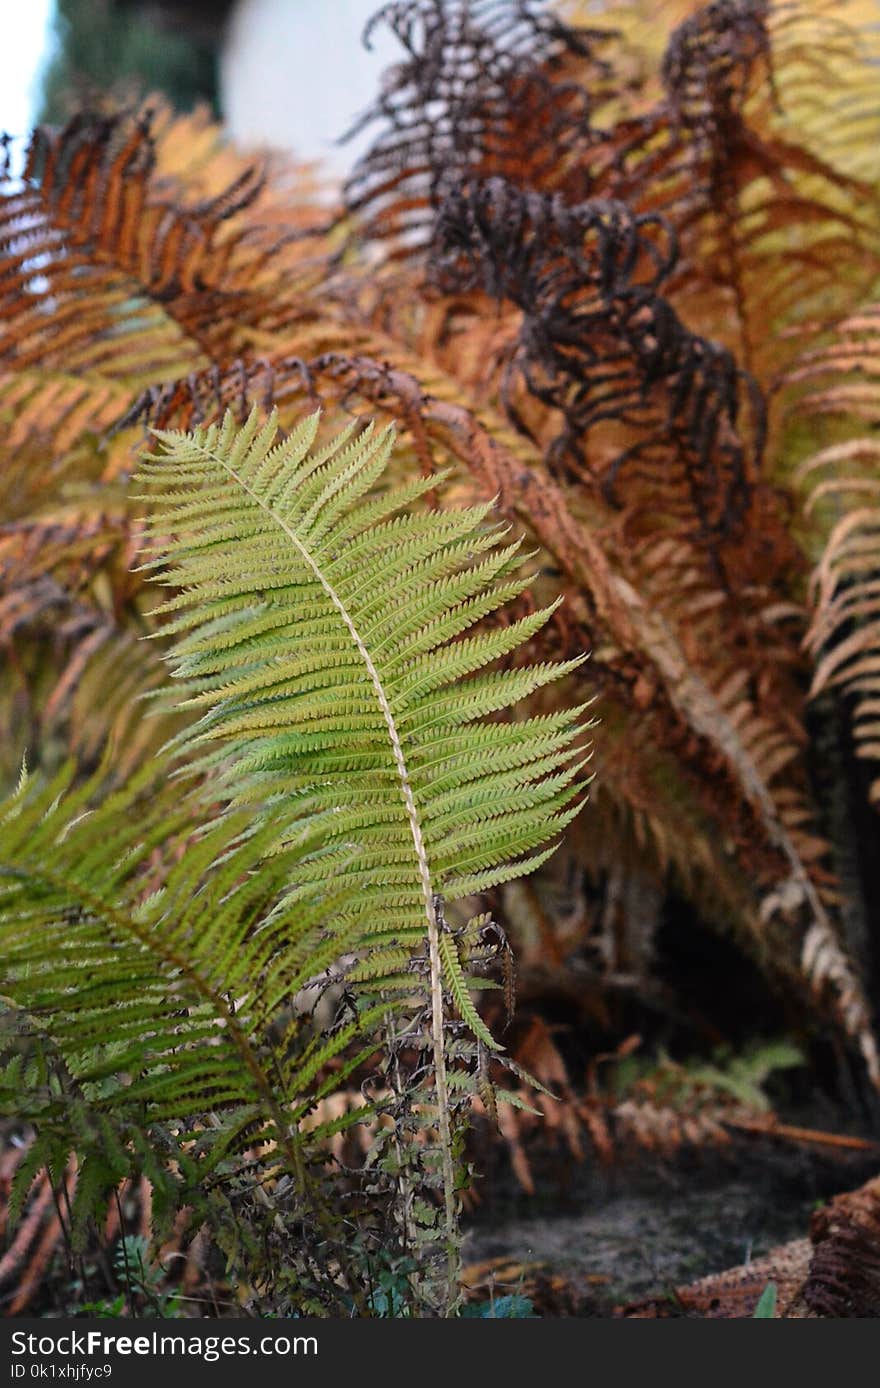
[138, 406, 588, 1015]
[137, 406, 588, 1305]
[1, 769, 352, 1140]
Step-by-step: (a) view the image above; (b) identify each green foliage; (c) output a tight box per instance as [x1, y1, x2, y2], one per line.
[680, 1041, 805, 1113]
[358, 1249, 420, 1318]
[75, 1236, 182, 1318]
[0, 412, 588, 1314]
[607, 1040, 804, 1113]
[114, 1235, 183, 1317]
[753, 1282, 778, 1318]
[460, 1294, 537, 1318]
[0, 761, 364, 1242]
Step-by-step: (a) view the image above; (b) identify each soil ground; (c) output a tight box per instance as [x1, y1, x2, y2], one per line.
[463, 1140, 880, 1313]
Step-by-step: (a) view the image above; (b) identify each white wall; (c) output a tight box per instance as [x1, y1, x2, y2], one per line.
[221, 0, 398, 180]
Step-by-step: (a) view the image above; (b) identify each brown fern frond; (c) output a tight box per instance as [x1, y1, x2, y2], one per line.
[803, 1177, 880, 1317]
[0, 371, 132, 513]
[0, 103, 334, 783]
[429, 176, 761, 553]
[661, 0, 772, 134]
[343, 0, 615, 248]
[0, 1144, 193, 1317]
[0, 108, 320, 383]
[620, 1238, 812, 1317]
[347, 0, 878, 375]
[0, 1153, 76, 1317]
[595, 1, 879, 373]
[0, 510, 150, 778]
[766, 0, 880, 184]
[473, 1029, 858, 1188]
[329, 1, 880, 1080]
[792, 305, 880, 807]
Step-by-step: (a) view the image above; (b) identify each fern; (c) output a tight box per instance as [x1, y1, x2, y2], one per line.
[0, 765, 376, 1222]
[138, 407, 588, 1301]
[138, 406, 587, 936]
[0, 411, 587, 1314]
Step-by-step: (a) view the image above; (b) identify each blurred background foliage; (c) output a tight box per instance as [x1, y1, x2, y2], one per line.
[39, 0, 223, 121]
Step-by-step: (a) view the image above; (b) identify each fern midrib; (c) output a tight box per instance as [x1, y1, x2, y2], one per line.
[201, 443, 459, 1291]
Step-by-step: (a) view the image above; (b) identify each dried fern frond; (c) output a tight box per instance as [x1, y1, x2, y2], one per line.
[793, 305, 880, 807]
[343, 0, 614, 248]
[589, 1, 880, 369]
[350, 0, 879, 383]
[803, 1176, 880, 1317]
[0, 105, 335, 782]
[0, 108, 320, 385]
[429, 176, 761, 550]
[328, 0, 880, 1080]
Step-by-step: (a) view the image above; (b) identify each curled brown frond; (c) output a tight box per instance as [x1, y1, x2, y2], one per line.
[430, 175, 762, 548]
[344, 0, 614, 246]
[661, 0, 773, 136]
